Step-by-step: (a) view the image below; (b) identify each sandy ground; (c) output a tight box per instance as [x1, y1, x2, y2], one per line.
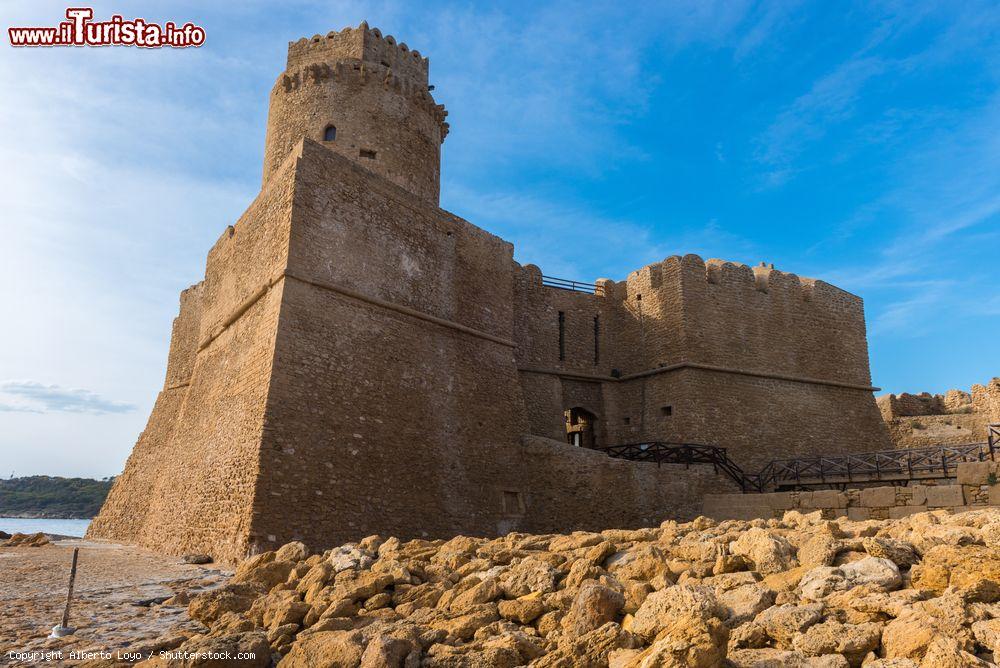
[0, 538, 230, 666]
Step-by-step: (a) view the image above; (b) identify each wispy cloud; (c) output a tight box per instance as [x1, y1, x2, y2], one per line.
[754, 56, 886, 186]
[0, 381, 136, 415]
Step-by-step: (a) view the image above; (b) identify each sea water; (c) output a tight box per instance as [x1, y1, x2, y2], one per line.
[0, 517, 91, 537]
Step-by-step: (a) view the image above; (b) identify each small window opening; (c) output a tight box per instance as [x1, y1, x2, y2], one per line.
[502, 490, 523, 516]
[558, 311, 566, 361]
[593, 314, 600, 365]
[661, 405, 673, 417]
[359, 149, 377, 159]
[323, 125, 337, 142]
[623, 416, 631, 425]
[380, 59, 390, 67]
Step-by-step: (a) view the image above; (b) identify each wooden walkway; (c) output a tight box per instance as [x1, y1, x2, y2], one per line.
[601, 424, 1000, 493]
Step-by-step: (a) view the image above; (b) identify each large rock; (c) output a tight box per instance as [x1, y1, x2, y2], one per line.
[499, 557, 559, 597]
[754, 603, 824, 647]
[141, 632, 270, 667]
[233, 553, 297, 591]
[548, 623, 641, 668]
[971, 619, 1000, 655]
[562, 584, 625, 635]
[910, 544, 1000, 600]
[881, 595, 974, 660]
[790, 620, 881, 666]
[278, 630, 366, 667]
[276, 541, 309, 563]
[797, 534, 842, 568]
[605, 544, 671, 582]
[188, 583, 265, 626]
[630, 585, 723, 641]
[625, 616, 728, 667]
[861, 537, 919, 567]
[730, 528, 798, 575]
[327, 544, 376, 573]
[799, 558, 901, 600]
[718, 584, 776, 627]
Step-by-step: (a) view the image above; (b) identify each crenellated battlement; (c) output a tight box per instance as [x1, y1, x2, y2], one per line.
[275, 58, 448, 138]
[286, 22, 429, 88]
[622, 254, 857, 309]
[265, 20, 446, 203]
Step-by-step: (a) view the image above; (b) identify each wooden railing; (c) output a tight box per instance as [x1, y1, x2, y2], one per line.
[602, 426, 1000, 493]
[599, 442, 759, 492]
[749, 440, 995, 490]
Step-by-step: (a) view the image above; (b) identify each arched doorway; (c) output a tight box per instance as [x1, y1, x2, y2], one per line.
[565, 407, 598, 449]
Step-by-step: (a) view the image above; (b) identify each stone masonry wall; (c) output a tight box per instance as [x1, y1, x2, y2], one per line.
[249, 140, 529, 550]
[512, 253, 889, 467]
[703, 460, 1000, 521]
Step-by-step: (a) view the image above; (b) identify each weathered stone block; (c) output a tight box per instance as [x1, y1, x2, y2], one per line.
[703, 495, 770, 521]
[950, 505, 980, 514]
[888, 505, 923, 519]
[910, 485, 928, 505]
[923, 485, 964, 508]
[847, 507, 870, 521]
[962, 486, 981, 505]
[860, 486, 896, 508]
[957, 462, 992, 486]
[989, 485, 1000, 506]
[764, 493, 796, 510]
[801, 490, 847, 509]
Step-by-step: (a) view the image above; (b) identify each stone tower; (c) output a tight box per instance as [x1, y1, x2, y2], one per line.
[262, 22, 449, 204]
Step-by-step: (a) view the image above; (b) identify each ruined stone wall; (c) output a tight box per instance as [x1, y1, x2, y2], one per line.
[263, 24, 446, 204]
[704, 461, 1000, 521]
[877, 378, 998, 449]
[973, 378, 1000, 423]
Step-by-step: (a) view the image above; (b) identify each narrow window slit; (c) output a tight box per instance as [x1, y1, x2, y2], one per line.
[558, 311, 566, 361]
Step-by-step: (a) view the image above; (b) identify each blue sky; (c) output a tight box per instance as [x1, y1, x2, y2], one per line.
[1, 0, 998, 477]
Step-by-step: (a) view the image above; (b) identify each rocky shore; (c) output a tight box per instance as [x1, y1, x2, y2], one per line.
[129, 507, 1000, 667]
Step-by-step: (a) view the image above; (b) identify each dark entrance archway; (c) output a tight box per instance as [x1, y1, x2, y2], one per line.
[565, 407, 599, 449]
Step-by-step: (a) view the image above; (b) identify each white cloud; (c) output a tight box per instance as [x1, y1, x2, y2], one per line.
[0, 381, 136, 414]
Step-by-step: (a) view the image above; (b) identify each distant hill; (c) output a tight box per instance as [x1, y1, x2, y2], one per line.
[0, 476, 114, 519]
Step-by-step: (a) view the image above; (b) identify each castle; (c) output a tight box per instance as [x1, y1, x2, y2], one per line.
[88, 23, 892, 563]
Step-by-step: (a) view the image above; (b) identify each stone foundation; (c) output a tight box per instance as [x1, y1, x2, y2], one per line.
[703, 461, 1000, 521]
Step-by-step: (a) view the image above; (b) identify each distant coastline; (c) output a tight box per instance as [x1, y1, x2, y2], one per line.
[0, 475, 113, 519]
